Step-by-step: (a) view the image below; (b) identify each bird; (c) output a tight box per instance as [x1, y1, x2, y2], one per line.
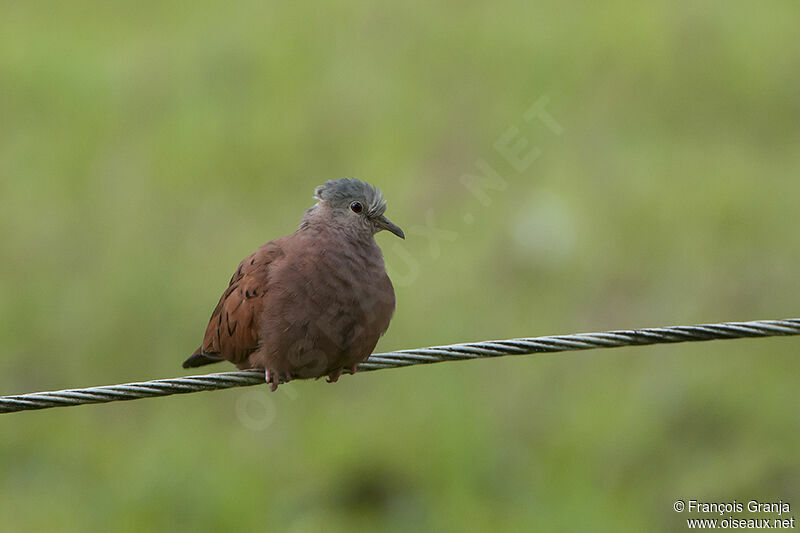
[183, 178, 405, 391]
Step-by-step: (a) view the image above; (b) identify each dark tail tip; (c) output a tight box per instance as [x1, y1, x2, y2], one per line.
[182, 348, 223, 368]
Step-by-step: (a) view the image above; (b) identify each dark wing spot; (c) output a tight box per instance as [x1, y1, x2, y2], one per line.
[226, 312, 237, 336]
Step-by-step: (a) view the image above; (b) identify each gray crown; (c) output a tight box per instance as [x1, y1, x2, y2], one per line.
[314, 178, 387, 217]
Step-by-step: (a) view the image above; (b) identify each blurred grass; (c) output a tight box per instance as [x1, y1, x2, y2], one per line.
[1, 1, 799, 531]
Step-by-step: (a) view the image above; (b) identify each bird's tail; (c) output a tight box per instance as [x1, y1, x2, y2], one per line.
[182, 347, 223, 368]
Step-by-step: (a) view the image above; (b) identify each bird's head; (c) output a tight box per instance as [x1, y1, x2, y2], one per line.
[309, 178, 405, 240]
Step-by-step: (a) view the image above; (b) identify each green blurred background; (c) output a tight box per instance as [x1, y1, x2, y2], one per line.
[1, 1, 799, 531]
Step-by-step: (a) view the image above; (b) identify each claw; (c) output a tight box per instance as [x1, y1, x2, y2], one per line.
[350, 364, 358, 375]
[327, 368, 343, 383]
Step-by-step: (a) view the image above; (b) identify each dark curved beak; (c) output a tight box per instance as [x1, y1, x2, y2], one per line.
[375, 215, 405, 239]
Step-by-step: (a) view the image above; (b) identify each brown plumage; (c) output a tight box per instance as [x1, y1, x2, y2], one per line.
[183, 179, 404, 391]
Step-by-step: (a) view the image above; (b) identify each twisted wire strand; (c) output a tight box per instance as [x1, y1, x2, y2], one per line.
[2, 318, 798, 414]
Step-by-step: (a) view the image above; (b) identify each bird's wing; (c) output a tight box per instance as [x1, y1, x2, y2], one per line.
[197, 241, 284, 367]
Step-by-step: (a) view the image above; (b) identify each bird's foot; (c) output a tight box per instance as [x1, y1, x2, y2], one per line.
[326, 368, 343, 383]
[265, 369, 291, 392]
[265, 369, 278, 392]
[327, 365, 358, 383]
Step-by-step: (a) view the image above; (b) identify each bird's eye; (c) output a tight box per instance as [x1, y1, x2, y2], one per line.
[350, 201, 363, 214]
